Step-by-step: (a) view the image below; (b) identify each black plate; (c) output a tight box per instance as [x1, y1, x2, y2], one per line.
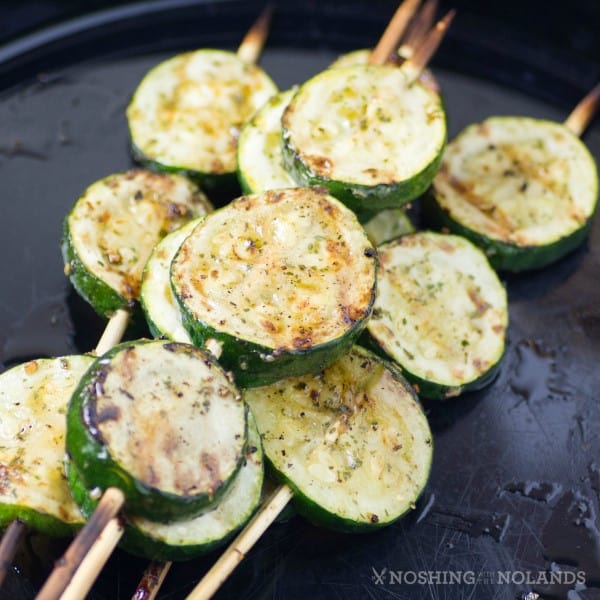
[0, 2, 599, 599]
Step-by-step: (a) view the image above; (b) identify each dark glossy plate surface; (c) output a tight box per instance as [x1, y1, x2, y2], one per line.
[0, 1, 599, 599]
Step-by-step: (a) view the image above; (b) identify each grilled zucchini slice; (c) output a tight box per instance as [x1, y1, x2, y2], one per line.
[66, 340, 247, 522]
[427, 116, 599, 271]
[0, 355, 93, 536]
[237, 88, 298, 194]
[66, 413, 263, 561]
[127, 49, 278, 196]
[282, 65, 446, 214]
[62, 169, 211, 317]
[170, 187, 377, 387]
[244, 345, 432, 532]
[365, 231, 507, 399]
[140, 217, 204, 343]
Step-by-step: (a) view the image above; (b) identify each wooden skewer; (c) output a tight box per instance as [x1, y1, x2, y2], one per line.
[399, 0, 438, 58]
[186, 484, 294, 600]
[368, 0, 422, 66]
[236, 4, 273, 64]
[0, 520, 27, 586]
[131, 560, 173, 600]
[36, 488, 125, 600]
[564, 82, 600, 137]
[61, 519, 124, 600]
[95, 308, 130, 355]
[401, 9, 455, 84]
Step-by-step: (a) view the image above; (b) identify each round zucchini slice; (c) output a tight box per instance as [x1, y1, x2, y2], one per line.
[237, 88, 298, 194]
[365, 231, 508, 399]
[66, 413, 263, 561]
[244, 345, 433, 532]
[282, 65, 446, 213]
[170, 187, 377, 388]
[62, 169, 212, 317]
[127, 49, 278, 195]
[0, 355, 94, 536]
[427, 116, 599, 271]
[66, 340, 247, 522]
[140, 217, 204, 343]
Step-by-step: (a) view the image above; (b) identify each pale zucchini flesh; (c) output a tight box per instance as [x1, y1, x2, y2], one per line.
[362, 208, 415, 246]
[66, 340, 247, 521]
[127, 49, 278, 184]
[430, 116, 598, 271]
[282, 65, 446, 212]
[67, 413, 264, 561]
[171, 187, 377, 387]
[237, 88, 298, 194]
[140, 217, 204, 343]
[0, 356, 94, 536]
[62, 169, 212, 317]
[366, 231, 508, 399]
[244, 346, 433, 532]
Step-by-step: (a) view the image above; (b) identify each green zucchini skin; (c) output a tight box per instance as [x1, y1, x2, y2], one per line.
[427, 116, 599, 272]
[423, 192, 595, 272]
[245, 346, 433, 532]
[0, 356, 94, 537]
[363, 232, 508, 400]
[140, 217, 204, 343]
[171, 187, 378, 388]
[128, 149, 240, 207]
[127, 49, 278, 200]
[281, 65, 446, 214]
[62, 169, 212, 318]
[66, 339, 247, 522]
[66, 413, 264, 561]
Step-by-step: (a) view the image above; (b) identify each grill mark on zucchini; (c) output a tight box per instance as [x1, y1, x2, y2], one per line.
[245, 346, 432, 532]
[63, 169, 211, 316]
[366, 232, 507, 399]
[171, 188, 376, 386]
[68, 413, 264, 561]
[429, 117, 598, 270]
[67, 340, 247, 521]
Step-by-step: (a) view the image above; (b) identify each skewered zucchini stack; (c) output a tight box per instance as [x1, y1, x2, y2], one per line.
[18, 14, 600, 575]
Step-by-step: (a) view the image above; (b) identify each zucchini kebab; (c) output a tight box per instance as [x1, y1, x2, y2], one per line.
[1, 7, 277, 594]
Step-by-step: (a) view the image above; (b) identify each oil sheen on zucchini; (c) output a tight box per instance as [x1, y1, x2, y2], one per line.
[282, 65, 446, 213]
[66, 340, 247, 522]
[171, 187, 377, 388]
[67, 413, 263, 561]
[62, 169, 212, 317]
[237, 88, 298, 194]
[366, 231, 507, 399]
[428, 116, 599, 271]
[127, 49, 278, 195]
[140, 217, 204, 343]
[0, 356, 94, 536]
[244, 345, 432, 532]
